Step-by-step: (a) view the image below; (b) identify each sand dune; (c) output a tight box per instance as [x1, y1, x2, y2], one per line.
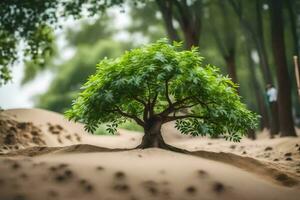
[0, 108, 300, 200]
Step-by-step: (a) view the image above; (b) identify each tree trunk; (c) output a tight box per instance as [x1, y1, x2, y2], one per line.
[270, 0, 297, 137]
[136, 118, 186, 152]
[286, 0, 299, 57]
[269, 101, 280, 137]
[173, 0, 202, 48]
[156, 0, 180, 42]
[229, 0, 273, 85]
[246, 46, 270, 130]
[224, 50, 238, 83]
[256, 0, 273, 85]
[247, 129, 256, 140]
[182, 27, 200, 48]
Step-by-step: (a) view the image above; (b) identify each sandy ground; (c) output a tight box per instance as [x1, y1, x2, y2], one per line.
[0, 108, 300, 200]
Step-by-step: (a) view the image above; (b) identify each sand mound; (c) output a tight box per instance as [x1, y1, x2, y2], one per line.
[0, 108, 142, 151]
[191, 150, 298, 187]
[0, 114, 46, 151]
[0, 109, 86, 152]
[1, 144, 124, 157]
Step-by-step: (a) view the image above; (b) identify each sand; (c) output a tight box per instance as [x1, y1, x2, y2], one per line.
[0, 108, 300, 200]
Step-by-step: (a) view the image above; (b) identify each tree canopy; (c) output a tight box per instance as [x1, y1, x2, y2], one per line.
[66, 39, 258, 142]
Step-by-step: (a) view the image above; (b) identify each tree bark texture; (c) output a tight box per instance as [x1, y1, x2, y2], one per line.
[270, 0, 297, 137]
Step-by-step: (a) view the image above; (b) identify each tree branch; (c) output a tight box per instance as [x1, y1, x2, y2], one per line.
[158, 96, 192, 117]
[174, 102, 199, 111]
[132, 96, 147, 107]
[114, 106, 144, 126]
[165, 79, 172, 106]
[149, 92, 158, 117]
[163, 114, 205, 123]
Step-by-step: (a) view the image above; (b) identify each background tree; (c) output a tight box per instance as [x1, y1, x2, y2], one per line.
[35, 15, 133, 112]
[37, 40, 130, 112]
[2, 0, 299, 139]
[66, 40, 258, 151]
[245, 43, 270, 131]
[228, 0, 273, 85]
[269, 0, 297, 137]
[209, 0, 238, 83]
[227, 0, 274, 131]
[286, 0, 299, 58]
[0, 0, 128, 85]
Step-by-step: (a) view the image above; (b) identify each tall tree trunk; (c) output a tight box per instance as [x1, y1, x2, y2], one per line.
[256, 0, 273, 85]
[156, 0, 180, 42]
[270, 0, 297, 137]
[136, 117, 185, 152]
[229, 0, 273, 85]
[286, 0, 299, 57]
[269, 101, 280, 137]
[254, 1, 277, 133]
[247, 129, 256, 140]
[224, 49, 238, 83]
[211, 1, 238, 84]
[246, 46, 270, 130]
[286, 0, 300, 124]
[173, 0, 202, 48]
[182, 27, 200, 48]
[296, 0, 300, 56]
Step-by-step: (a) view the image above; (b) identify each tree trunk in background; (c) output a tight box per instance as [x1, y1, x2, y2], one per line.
[211, 1, 238, 84]
[269, 101, 279, 137]
[256, 0, 273, 85]
[247, 46, 270, 130]
[247, 129, 256, 140]
[173, 0, 202, 48]
[286, 0, 299, 57]
[182, 27, 200, 48]
[256, 0, 278, 133]
[296, 0, 300, 55]
[270, 0, 297, 137]
[156, 0, 180, 42]
[224, 49, 238, 84]
[286, 0, 300, 125]
[229, 0, 273, 85]
[156, 0, 202, 48]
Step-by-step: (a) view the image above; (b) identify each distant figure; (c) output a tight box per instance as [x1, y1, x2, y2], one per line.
[266, 84, 277, 103]
[266, 84, 279, 137]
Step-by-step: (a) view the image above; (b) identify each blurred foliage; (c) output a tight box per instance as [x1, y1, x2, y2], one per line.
[36, 13, 133, 112]
[3, 0, 299, 133]
[36, 1, 260, 116]
[0, 0, 131, 85]
[37, 39, 131, 112]
[22, 41, 58, 84]
[66, 14, 115, 46]
[126, 1, 166, 42]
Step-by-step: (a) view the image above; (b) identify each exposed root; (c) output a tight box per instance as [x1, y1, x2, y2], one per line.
[135, 141, 187, 154]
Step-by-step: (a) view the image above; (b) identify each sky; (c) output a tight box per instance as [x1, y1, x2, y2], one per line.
[0, 7, 132, 109]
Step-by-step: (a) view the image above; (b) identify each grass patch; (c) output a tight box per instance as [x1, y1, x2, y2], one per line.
[94, 121, 143, 135]
[119, 121, 143, 132]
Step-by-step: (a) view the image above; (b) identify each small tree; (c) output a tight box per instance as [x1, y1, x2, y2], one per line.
[66, 39, 258, 152]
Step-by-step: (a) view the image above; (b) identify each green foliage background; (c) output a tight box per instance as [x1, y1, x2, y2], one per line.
[3, 0, 297, 135]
